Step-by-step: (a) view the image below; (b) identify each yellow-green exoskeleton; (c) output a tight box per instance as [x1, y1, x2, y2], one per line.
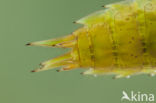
[27, 0, 156, 78]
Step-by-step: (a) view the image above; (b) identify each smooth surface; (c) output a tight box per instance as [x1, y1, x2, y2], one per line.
[1, 0, 156, 103]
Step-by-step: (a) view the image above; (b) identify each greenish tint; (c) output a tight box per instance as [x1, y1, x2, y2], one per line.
[0, 0, 156, 103]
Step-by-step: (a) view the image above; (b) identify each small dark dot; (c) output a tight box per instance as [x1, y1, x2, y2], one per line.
[129, 41, 132, 44]
[91, 55, 95, 60]
[132, 37, 135, 40]
[31, 70, 36, 72]
[142, 62, 147, 65]
[113, 52, 118, 56]
[112, 45, 117, 50]
[135, 56, 138, 58]
[26, 43, 31, 46]
[130, 54, 134, 57]
[143, 48, 147, 53]
[125, 17, 130, 21]
[52, 44, 56, 46]
[142, 42, 146, 46]
[56, 70, 61, 72]
[73, 21, 76, 24]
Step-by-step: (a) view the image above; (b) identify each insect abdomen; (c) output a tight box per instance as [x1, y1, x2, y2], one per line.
[28, 0, 156, 78]
[77, 0, 156, 76]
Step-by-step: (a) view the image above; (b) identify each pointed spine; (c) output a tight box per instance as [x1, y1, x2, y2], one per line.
[27, 34, 76, 48]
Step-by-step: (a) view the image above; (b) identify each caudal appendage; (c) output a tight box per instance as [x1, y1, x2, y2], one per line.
[31, 52, 79, 72]
[26, 34, 76, 48]
[27, 34, 79, 72]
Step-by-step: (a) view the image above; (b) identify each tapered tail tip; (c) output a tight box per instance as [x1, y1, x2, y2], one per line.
[101, 5, 106, 8]
[31, 70, 36, 72]
[73, 21, 77, 24]
[56, 70, 61, 72]
[26, 43, 31, 46]
[80, 72, 85, 75]
[31, 69, 40, 72]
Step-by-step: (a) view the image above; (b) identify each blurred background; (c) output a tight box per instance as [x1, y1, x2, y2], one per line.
[0, 0, 156, 103]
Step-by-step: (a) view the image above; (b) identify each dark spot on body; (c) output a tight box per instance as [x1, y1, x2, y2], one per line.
[142, 42, 146, 46]
[130, 54, 134, 57]
[125, 17, 130, 21]
[135, 56, 138, 58]
[142, 62, 147, 65]
[113, 51, 118, 56]
[143, 47, 147, 53]
[131, 37, 135, 40]
[52, 44, 56, 46]
[129, 41, 132, 44]
[112, 45, 117, 50]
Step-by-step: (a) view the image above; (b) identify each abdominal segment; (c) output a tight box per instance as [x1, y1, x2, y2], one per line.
[28, 0, 156, 78]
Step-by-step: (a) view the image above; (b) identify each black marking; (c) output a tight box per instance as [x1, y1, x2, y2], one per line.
[113, 51, 118, 57]
[131, 36, 135, 40]
[141, 40, 147, 53]
[142, 47, 147, 53]
[26, 43, 31, 46]
[101, 5, 107, 8]
[86, 30, 95, 69]
[31, 70, 36, 72]
[56, 70, 61, 72]
[112, 42, 117, 50]
[52, 44, 56, 46]
[76, 35, 81, 67]
[140, 6, 152, 67]
[142, 62, 148, 66]
[80, 72, 84, 75]
[113, 12, 121, 68]
[129, 41, 132, 44]
[111, 37, 119, 67]
[135, 55, 138, 58]
[73, 21, 76, 24]
[125, 17, 130, 21]
[141, 41, 146, 46]
[130, 54, 134, 57]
